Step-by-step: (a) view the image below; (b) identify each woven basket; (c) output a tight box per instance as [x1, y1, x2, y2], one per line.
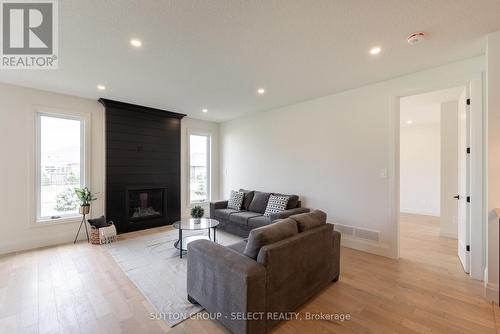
[90, 226, 101, 245]
[90, 222, 115, 245]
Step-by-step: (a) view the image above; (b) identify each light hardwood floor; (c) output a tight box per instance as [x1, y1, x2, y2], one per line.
[0, 214, 498, 333]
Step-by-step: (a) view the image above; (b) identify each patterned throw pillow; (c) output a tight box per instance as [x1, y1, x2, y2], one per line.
[227, 190, 244, 210]
[264, 195, 290, 217]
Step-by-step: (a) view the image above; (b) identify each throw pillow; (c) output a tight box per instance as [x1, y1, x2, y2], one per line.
[239, 189, 255, 211]
[248, 191, 272, 213]
[273, 193, 300, 209]
[264, 194, 290, 217]
[227, 190, 244, 210]
[88, 216, 108, 229]
[243, 218, 298, 259]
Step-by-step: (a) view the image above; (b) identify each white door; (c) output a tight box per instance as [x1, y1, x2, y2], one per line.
[457, 87, 470, 273]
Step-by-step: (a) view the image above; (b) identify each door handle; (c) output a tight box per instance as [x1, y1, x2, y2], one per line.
[453, 195, 460, 200]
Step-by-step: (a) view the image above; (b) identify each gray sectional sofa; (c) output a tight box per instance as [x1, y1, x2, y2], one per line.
[187, 210, 341, 334]
[210, 189, 310, 237]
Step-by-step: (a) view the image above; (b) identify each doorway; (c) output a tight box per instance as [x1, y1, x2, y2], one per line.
[399, 86, 469, 273]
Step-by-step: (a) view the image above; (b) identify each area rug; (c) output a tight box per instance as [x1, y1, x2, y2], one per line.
[104, 228, 242, 327]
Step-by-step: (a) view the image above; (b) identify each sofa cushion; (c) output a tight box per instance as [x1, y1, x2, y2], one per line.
[239, 189, 255, 211]
[244, 218, 298, 259]
[273, 193, 299, 209]
[247, 215, 271, 229]
[229, 212, 262, 225]
[290, 210, 327, 232]
[214, 208, 239, 220]
[286, 195, 300, 209]
[264, 194, 289, 217]
[226, 240, 248, 255]
[248, 191, 271, 214]
[227, 190, 244, 210]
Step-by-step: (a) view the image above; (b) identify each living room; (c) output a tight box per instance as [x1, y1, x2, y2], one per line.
[1, 1, 500, 333]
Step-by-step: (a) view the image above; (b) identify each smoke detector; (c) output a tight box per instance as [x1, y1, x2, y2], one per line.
[407, 32, 425, 45]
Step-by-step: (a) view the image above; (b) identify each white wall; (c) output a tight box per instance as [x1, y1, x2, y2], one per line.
[440, 101, 459, 239]
[180, 117, 220, 219]
[0, 84, 220, 254]
[486, 31, 500, 303]
[0, 83, 105, 254]
[400, 120, 441, 216]
[220, 56, 485, 258]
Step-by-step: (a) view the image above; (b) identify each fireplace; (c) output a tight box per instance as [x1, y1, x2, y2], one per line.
[127, 187, 166, 222]
[100, 98, 185, 233]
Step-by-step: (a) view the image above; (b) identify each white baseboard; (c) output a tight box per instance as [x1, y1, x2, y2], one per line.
[0, 231, 86, 255]
[439, 230, 458, 239]
[400, 208, 440, 217]
[340, 235, 395, 259]
[485, 282, 499, 304]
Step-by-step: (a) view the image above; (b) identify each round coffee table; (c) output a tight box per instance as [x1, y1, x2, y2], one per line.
[172, 218, 219, 258]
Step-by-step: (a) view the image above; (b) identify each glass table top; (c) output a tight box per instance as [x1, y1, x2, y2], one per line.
[172, 218, 220, 230]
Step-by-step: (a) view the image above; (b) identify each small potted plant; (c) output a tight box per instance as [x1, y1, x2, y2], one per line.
[74, 187, 98, 215]
[191, 206, 204, 223]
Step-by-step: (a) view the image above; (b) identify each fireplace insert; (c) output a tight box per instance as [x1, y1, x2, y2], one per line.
[127, 187, 167, 222]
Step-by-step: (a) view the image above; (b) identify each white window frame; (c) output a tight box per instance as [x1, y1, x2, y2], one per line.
[35, 110, 90, 224]
[187, 131, 211, 205]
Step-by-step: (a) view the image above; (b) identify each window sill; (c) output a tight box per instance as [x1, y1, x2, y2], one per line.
[190, 202, 209, 206]
[33, 216, 81, 228]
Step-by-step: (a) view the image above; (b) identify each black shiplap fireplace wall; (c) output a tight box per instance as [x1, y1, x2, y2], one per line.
[99, 99, 186, 233]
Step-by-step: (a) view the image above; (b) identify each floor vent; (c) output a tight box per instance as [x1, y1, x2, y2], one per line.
[334, 224, 355, 237]
[334, 224, 380, 243]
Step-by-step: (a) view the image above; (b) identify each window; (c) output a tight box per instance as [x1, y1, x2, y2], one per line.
[36, 113, 85, 221]
[189, 133, 210, 203]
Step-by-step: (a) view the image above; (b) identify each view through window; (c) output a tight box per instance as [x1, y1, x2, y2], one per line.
[189, 134, 210, 203]
[38, 114, 83, 220]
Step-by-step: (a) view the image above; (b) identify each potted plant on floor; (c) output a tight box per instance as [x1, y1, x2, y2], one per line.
[75, 187, 98, 214]
[191, 206, 204, 223]
[73, 187, 99, 243]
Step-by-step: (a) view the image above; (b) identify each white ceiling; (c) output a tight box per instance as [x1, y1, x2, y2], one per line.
[1, 0, 500, 122]
[400, 86, 464, 126]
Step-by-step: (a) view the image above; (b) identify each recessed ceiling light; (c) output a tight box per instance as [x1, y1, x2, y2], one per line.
[257, 88, 265, 95]
[202, 108, 208, 113]
[130, 39, 142, 47]
[407, 120, 413, 124]
[97, 85, 106, 91]
[369, 47, 382, 55]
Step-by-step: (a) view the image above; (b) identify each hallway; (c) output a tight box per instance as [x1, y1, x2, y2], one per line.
[400, 213, 463, 275]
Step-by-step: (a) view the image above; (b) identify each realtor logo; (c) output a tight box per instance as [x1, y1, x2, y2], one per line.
[1, 0, 58, 69]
